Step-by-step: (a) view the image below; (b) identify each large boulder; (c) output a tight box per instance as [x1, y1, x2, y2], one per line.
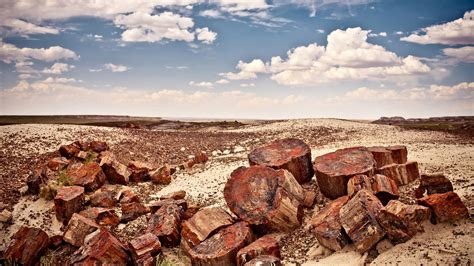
[4, 226, 50, 266]
[54, 186, 85, 224]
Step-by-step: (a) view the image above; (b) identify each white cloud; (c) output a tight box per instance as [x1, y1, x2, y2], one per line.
[273, 0, 376, 17]
[103, 63, 129, 72]
[379, 32, 387, 37]
[189, 81, 213, 88]
[223, 27, 430, 85]
[240, 83, 255, 87]
[401, 10, 474, 45]
[42, 63, 75, 74]
[368, 31, 387, 37]
[0, 18, 59, 35]
[443, 46, 474, 63]
[0, 39, 79, 64]
[195, 27, 217, 44]
[199, 9, 224, 18]
[395, 31, 403, 35]
[316, 29, 325, 33]
[42, 77, 77, 83]
[166, 65, 188, 70]
[215, 79, 229, 84]
[210, 0, 269, 13]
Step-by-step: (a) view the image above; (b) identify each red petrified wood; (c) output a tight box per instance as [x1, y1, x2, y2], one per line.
[181, 207, 234, 248]
[347, 174, 399, 205]
[313, 147, 376, 199]
[236, 234, 281, 266]
[418, 192, 469, 223]
[129, 233, 162, 266]
[339, 189, 385, 253]
[63, 213, 100, 247]
[415, 173, 454, 198]
[368, 146, 394, 168]
[89, 140, 108, 152]
[310, 196, 350, 251]
[147, 203, 184, 247]
[47, 157, 70, 171]
[68, 162, 106, 192]
[224, 165, 304, 232]
[90, 187, 117, 207]
[70, 229, 130, 265]
[386, 145, 408, 164]
[79, 207, 120, 227]
[100, 151, 131, 185]
[128, 160, 153, 182]
[121, 202, 150, 222]
[186, 222, 254, 265]
[376, 200, 431, 243]
[248, 138, 314, 184]
[377, 161, 420, 186]
[54, 185, 85, 224]
[4, 226, 50, 266]
[149, 164, 172, 185]
[59, 143, 80, 159]
[27, 166, 47, 194]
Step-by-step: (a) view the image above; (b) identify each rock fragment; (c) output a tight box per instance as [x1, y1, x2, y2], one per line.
[149, 164, 172, 185]
[100, 151, 130, 185]
[63, 213, 100, 247]
[386, 145, 408, 164]
[415, 173, 453, 198]
[377, 162, 420, 186]
[4, 226, 50, 266]
[347, 174, 399, 205]
[59, 143, 80, 159]
[368, 146, 394, 168]
[68, 162, 106, 192]
[418, 192, 469, 223]
[90, 187, 117, 207]
[121, 202, 150, 222]
[129, 233, 162, 266]
[128, 160, 153, 182]
[147, 203, 184, 247]
[236, 234, 281, 266]
[54, 185, 85, 224]
[79, 207, 120, 227]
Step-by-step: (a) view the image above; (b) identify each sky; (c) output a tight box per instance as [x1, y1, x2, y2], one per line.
[0, 0, 473, 119]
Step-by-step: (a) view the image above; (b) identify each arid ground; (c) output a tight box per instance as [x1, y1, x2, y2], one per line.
[0, 118, 472, 265]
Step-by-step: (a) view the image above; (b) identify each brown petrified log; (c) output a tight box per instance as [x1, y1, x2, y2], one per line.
[339, 189, 385, 253]
[90, 187, 117, 207]
[68, 162, 106, 192]
[186, 222, 254, 265]
[128, 160, 153, 182]
[149, 164, 172, 185]
[121, 202, 150, 222]
[224, 165, 304, 232]
[347, 174, 399, 205]
[418, 191, 469, 223]
[376, 200, 431, 243]
[146, 203, 184, 247]
[236, 234, 281, 266]
[47, 157, 70, 171]
[181, 207, 234, 248]
[244, 255, 282, 266]
[377, 162, 420, 186]
[310, 196, 350, 251]
[415, 173, 454, 198]
[100, 151, 131, 185]
[386, 145, 408, 164]
[89, 140, 108, 152]
[248, 138, 314, 184]
[27, 166, 48, 194]
[59, 143, 80, 159]
[128, 233, 162, 266]
[63, 213, 100, 247]
[119, 189, 140, 204]
[70, 229, 129, 265]
[149, 198, 188, 214]
[313, 147, 376, 199]
[4, 226, 50, 266]
[79, 207, 120, 227]
[160, 190, 187, 200]
[368, 146, 394, 168]
[54, 185, 85, 224]
[302, 189, 317, 208]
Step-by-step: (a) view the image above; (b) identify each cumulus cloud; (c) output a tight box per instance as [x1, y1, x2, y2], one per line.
[215, 79, 229, 84]
[0, 18, 59, 35]
[443, 46, 474, 63]
[103, 63, 129, 72]
[199, 9, 224, 18]
[195, 27, 217, 44]
[189, 81, 213, 88]
[0, 39, 79, 64]
[240, 83, 255, 87]
[401, 10, 474, 45]
[42, 77, 77, 83]
[42, 63, 75, 74]
[222, 27, 430, 85]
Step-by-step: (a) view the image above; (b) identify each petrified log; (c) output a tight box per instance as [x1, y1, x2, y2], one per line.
[386, 145, 407, 164]
[74, 140, 90, 151]
[59, 143, 80, 159]
[160, 190, 187, 200]
[89, 140, 108, 152]
[376, 200, 430, 243]
[313, 147, 376, 199]
[100, 151, 130, 185]
[63, 213, 100, 247]
[27, 166, 47, 194]
[368, 147, 394, 168]
[302, 190, 317, 208]
[236, 234, 281, 266]
[418, 192, 469, 223]
[149, 199, 187, 214]
[248, 138, 313, 184]
[128, 160, 153, 182]
[244, 255, 282, 266]
[129, 233, 162, 266]
[182, 207, 234, 248]
[186, 222, 254, 265]
[224, 166, 304, 232]
[47, 157, 70, 171]
[347, 174, 399, 205]
[193, 151, 209, 164]
[377, 162, 420, 186]
[416, 173, 453, 198]
[54, 186, 85, 224]
[340, 189, 385, 253]
[310, 196, 350, 251]
[121, 202, 150, 222]
[90, 187, 117, 207]
[147, 203, 184, 247]
[119, 189, 140, 204]
[183, 204, 201, 220]
[68, 162, 106, 192]
[79, 207, 120, 227]
[4, 226, 50, 266]
[70, 229, 129, 265]
[149, 164, 172, 185]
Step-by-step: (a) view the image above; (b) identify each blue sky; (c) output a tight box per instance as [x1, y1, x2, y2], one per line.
[0, 0, 473, 119]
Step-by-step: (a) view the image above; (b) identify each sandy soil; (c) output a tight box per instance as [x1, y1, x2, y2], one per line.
[0, 119, 472, 264]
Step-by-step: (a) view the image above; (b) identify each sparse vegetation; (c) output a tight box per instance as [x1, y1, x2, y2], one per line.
[155, 255, 176, 266]
[39, 170, 73, 200]
[84, 151, 98, 164]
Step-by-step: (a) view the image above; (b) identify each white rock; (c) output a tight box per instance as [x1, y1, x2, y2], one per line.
[223, 149, 231, 155]
[117, 223, 126, 230]
[0, 209, 12, 223]
[233, 146, 245, 153]
[19, 185, 29, 195]
[180, 147, 186, 152]
[211, 151, 219, 157]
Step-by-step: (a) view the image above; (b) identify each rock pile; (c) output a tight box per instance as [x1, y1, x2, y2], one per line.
[3, 138, 470, 265]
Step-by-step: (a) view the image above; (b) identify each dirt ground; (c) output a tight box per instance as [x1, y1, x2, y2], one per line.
[0, 119, 472, 265]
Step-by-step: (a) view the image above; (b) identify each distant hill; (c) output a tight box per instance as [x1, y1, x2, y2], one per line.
[372, 116, 474, 136]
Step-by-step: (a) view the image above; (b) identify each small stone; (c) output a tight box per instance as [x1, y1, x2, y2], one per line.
[149, 164, 172, 185]
[121, 202, 150, 222]
[0, 209, 12, 223]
